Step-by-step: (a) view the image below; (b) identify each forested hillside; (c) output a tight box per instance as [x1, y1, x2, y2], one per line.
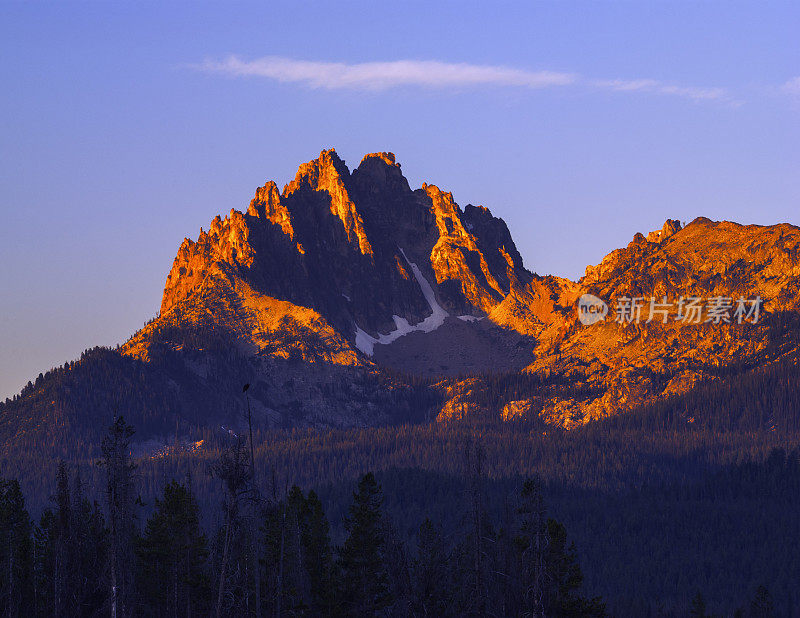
[2, 350, 799, 615]
[2, 150, 800, 615]
[0, 417, 795, 616]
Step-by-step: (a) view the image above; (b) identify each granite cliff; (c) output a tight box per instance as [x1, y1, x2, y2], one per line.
[3, 149, 800, 451]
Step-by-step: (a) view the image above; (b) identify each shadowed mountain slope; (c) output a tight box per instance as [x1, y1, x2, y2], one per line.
[2, 150, 800, 453]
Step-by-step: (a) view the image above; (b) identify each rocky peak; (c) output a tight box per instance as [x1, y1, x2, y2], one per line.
[349, 154, 423, 244]
[661, 218, 682, 238]
[646, 218, 682, 243]
[100, 151, 800, 433]
[417, 183, 527, 314]
[462, 204, 527, 277]
[247, 181, 294, 239]
[157, 149, 550, 359]
[581, 216, 800, 314]
[284, 149, 373, 256]
[352, 152, 410, 193]
[284, 148, 350, 194]
[421, 183, 470, 239]
[361, 151, 397, 166]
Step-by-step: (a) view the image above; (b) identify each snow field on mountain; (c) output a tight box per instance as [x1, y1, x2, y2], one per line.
[354, 248, 448, 355]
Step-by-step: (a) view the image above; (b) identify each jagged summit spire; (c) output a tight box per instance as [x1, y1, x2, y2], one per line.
[283, 149, 372, 256]
[284, 148, 350, 195]
[158, 148, 536, 344]
[359, 151, 397, 167]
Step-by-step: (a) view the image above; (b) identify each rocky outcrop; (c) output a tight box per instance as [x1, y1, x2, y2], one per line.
[158, 149, 532, 351]
[122, 148, 545, 430]
[150, 151, 800, 432]
[19, 148, 800, 439]
[502, 218, 800, 426]
[284, 149, 373, 256]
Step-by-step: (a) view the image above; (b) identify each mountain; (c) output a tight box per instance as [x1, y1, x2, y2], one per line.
[2, 149, 800, 454]
[466, 216, 800, 426]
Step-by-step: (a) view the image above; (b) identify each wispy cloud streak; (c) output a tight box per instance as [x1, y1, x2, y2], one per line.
[194, 55, 734, 104]
[591, 78, 729, 102]
[781, 77, 800, 96]
[197, 56, 576, 91]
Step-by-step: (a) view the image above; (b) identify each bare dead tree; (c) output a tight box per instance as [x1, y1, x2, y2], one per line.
[464, 437, 491, 616]
[100, 417, 137, 618]
[243, 384, 262, 618]
[519, 477, 548, 618]
[211, 437, 252, 618]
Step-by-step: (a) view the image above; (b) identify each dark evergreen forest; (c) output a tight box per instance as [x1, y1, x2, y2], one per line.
[1, 346, 799, 615]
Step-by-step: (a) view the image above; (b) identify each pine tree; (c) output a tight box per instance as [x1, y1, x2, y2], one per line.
[53, 461, 74, 617]
[462, 440, 493, 616]
[382, 516, 413, 615]
[338, 472, 391, 616]
[137, 480, 209, 616]
[543, 518, 605, 616]
[516, 477, 547, 617]
[34, 507, 57, 616]
[100, 416, 138, 618]
[266, 487, 337, 616]
[34, 461, 80, 617]
[299, 490, 335, 615]
[749, 585, 775, 617]
[0, 479, 35, 617]
[412, 518, 451, 617]
[689, 591, 707, 617]
[264, 487, 307, 616]
[70, 471, 108, 616]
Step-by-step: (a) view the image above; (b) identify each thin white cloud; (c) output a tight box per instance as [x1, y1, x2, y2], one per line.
[591, 78, 730, 102]
[193, 55, 734, 104]
[197, 55, 576, 91]
[781, 76, 800, 96]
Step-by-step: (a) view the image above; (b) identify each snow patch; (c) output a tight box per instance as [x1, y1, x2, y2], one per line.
[354, 248, 449, 356]
[457, 315, 483, 322]
[398, 248, 448, 332]
[354, 324, 377, 355]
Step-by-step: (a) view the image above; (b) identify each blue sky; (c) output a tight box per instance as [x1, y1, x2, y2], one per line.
[1, 1, 798, 400]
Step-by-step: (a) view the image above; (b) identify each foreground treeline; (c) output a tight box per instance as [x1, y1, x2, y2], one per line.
[0, 417, 605, 617]
[3, 431, 798, 614]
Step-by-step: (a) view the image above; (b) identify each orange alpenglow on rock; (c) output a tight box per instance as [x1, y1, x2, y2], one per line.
[114, 149, 800, 430]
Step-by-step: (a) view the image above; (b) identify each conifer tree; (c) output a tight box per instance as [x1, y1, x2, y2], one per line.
[0, 479, 34, 617]
[749, 585, 775, 617]
[543, 518, 605, 616]
[412, 518, 451, 617]
[517, 477, 547, 617]
[101, 416, 138, 618]
[689, 591, 707, 617]
[70, 470, 108, 615]
[34, 461, 80, 617]
[35, 507, 57, 616]
[137, 480, 209, 616]
[382, 516, 413, 615]
[37, 466, 108, 616]
[301, 490, 335, 614]
[338, 472, 391, 616]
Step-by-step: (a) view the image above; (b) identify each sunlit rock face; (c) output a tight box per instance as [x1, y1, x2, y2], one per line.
[486, 217, 800, 427]
[144, 149, 800, 430]
[13, 148, 800, 452]
[90, 149, 800, 431]
[156, 148, 531, 351]
[121, 149, 540, 430]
